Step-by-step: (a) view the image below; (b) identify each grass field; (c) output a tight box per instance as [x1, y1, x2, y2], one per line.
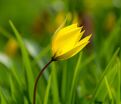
[0, 0, 121, 104]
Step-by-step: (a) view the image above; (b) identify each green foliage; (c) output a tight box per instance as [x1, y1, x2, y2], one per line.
[0, 0, 121, 104]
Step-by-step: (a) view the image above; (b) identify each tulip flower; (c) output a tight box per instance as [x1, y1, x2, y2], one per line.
[51, 23, 91, 60]
[33, 23, 91, 104]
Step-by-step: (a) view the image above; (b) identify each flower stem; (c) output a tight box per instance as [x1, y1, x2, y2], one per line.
[33, 59, 53, 104]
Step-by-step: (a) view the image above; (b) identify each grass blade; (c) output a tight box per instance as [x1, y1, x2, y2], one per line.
[61, 63, 67, 103]
[24, 96, 29, 104]
[9, 20, 34, 102]
[68, 53, 82, 104]
[104, 76, 113, 104]
[51, 63, 60, 104]
[91, 48, 120, 103]
[44, 74, 52, 104]
[115, 58, 120, 104]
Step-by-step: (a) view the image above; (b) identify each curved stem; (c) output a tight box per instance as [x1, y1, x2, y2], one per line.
[33, 59, 53, 104]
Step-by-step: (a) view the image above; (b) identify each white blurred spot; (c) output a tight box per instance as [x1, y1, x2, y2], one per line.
[0, 53, 13, 68]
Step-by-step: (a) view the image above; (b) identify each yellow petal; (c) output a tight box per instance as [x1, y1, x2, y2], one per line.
[52, 24, 75, 48]
[59, 23, 77, 34]
[52, 27, 81, 55]
[74, 30, 85, 45]
[54, 30, 89, 57]
[52, 24, 78, 44]
[76, 34, 92, 47]
[55, 41, 89, 60]
[52, 23, 83, 47]
[79, 30, 85, 40]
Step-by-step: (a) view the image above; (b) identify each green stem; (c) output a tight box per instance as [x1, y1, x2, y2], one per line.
[33, 59, 53, 104]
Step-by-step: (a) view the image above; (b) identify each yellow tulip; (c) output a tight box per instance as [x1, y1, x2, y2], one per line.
[51, 23, 92, 60]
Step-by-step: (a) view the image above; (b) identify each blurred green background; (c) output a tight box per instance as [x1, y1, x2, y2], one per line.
[0, 0, 121, 104]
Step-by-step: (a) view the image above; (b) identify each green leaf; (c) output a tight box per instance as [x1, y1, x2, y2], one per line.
[115, 58, 120, 104]
[9, 20, 34, 102]
[0, 89, 8, 104]
[24, 96, 29, 104]
[68, 53, 82, 104]
[91, 48, 120, 103]
[61, 63, 67, 102]
[9, 75, 16, 102]
[44, 74, 52, 104]
[104, 76, 113, 103]
[51, 63, 60, 104]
